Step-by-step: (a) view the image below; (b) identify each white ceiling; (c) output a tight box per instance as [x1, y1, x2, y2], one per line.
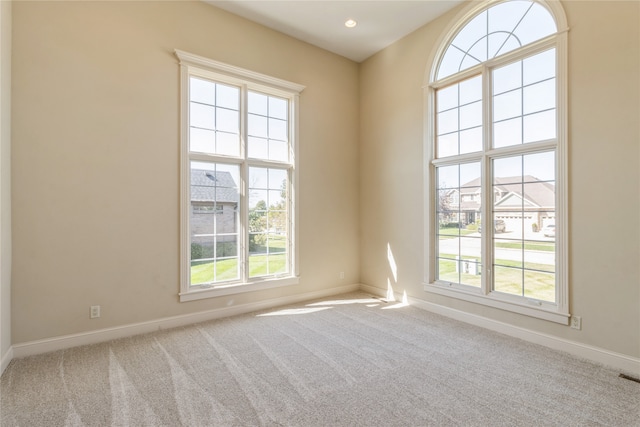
[205, 1, 465, 63]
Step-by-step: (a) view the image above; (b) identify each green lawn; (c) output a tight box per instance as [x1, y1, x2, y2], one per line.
[438, 254, 555, 302]
[192, 235, 288, 285]
[494, 241, 555, 252]
[438, 229, 477, 239]
[191, 253, 287, 285]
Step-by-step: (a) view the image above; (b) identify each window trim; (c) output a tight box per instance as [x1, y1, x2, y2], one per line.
[423, 0, 569, 324]
[176, 50, 304, 302]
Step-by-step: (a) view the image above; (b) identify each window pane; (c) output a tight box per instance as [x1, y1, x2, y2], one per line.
[268, 253, 287, 275]
[493, 265, 523, 296]
[436, 161, 481, 286]
[249, 166, 268, 189]
[459, 127, 482, 154]
[216, 83, 239, 110]
[513, 3, 557, 47]
[524, 270, 555, 302]
[493, 61, 521, 95]
[190, 127, 215, 154]
[460, 101, 482, 129]
[438, 1, 556, 80]
[190, 77, 216, 105]
[438, 258, 459, 283]
[269, 140, 288, 162]
[437, 133, 458, 158]
[488, 1, 531, 37]
[268, 234, 286, 254]
[269, 96, 288, 120]
[437, 109, 458, 135]
[493, 117, 522, 148]
[524, 151, 555, 182]
[216, 258, 239, 282]
[190, 102, 215, 130]
[493, 89, 522, 122]
[437, 84, 458, 112]
[523, 182, 555, 212]
[269, 168, 288, 190]
[248, 92, 268, 115]
[437, 165, 459, 189]
[269, 118, 287, 141]
[248, 136, 268, 159]
[459, 75, 482, 105]
[494, 156, 522, 183]
[523, 109, 556, 143]
[249, 93, 290, 162]
[523, 49, 556, 85]
[461, 236, 481, 259]
[216, 132, 240, 157]
[460, 260, 481, 287]
[488, 32, 509, 58]
[452, 11, 487, 54]
[249, 166, 289, 278]
[438, 212, 459, 236]
[523, 79, 555, 115]
[490, 150, 556, 302]
[249, 190, 268, 210]
[460, 162, 481, 187]
[215, 107, 238, 133]
[494, 239, 522, 268]
[437, 46, 465, 80]
[190, 162, 240, 285]
[523, 240, 555, 272]
[496, 36, 522, 58]
[248, 114, 268, 138]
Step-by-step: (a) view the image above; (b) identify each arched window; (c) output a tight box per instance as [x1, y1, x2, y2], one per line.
[425, 0, 569, 323]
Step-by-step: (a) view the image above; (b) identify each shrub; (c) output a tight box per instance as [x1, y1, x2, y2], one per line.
[439, 222, 461, 229]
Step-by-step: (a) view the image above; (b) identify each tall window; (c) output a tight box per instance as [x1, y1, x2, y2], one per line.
[425, 0, 568, 323]
[176, 50, 304, 302]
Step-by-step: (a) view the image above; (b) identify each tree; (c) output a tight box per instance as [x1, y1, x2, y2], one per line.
[249, 200, 267, 251]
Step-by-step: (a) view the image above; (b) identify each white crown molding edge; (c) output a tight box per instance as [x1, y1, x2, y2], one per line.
[9, 283, 360, 361]
[360, 284, 640, 376]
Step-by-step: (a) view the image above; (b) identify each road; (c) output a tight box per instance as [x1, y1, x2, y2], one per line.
[438, 231, 555, 266]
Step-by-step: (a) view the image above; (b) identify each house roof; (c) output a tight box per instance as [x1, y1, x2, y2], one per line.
[456, 175, 555, 209]
[190, 169, 239, 204]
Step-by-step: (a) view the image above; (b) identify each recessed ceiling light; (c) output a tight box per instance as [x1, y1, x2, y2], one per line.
[344, 19, 357, 28]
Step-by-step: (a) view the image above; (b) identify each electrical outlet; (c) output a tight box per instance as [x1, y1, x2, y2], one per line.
[90, 305, 101, 319]
[339, 271, 345, 279]
[570, 315, 581, 330]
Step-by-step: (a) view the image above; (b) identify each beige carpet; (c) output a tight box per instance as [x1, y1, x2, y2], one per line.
[2, 292, 639, 426]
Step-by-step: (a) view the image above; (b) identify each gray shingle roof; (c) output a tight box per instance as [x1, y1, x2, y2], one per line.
[190, 169, 239, 204]
[457, 175, 555, 209]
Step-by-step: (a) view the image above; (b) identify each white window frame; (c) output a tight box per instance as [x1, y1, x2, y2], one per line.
[423, 1, 570, 324]
[176, 50, 304, 302]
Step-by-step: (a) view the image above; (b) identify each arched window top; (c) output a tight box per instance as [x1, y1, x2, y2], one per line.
[436, 0, 557, 81]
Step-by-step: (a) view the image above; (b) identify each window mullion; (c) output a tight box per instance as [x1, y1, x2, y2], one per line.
[481, 64, 491, 296]
[240, 85, 249, 283]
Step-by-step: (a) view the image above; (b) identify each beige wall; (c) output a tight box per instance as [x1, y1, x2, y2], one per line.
[1, 0, 12, 361]
[360, 0, 640, 358]
[11, 1, 360, 343]
[10, 0, 639, 362]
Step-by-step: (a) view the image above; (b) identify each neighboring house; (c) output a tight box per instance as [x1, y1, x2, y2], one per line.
[442, 176, 555, 232]
[190, 169, 239, 253]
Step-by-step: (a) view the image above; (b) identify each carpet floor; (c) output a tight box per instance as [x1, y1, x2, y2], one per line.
[1, 292, 639, 426]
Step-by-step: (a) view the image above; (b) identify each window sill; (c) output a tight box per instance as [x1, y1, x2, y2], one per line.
[180, 276, 299, 302]
[423, 281, 570, 325]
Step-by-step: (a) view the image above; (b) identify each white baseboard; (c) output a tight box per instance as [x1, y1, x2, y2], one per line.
[11, 283, 360, 359]
[1, 345, 13, 376]
[360, 284, 640, 376]
[9, 282, 639, 378]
